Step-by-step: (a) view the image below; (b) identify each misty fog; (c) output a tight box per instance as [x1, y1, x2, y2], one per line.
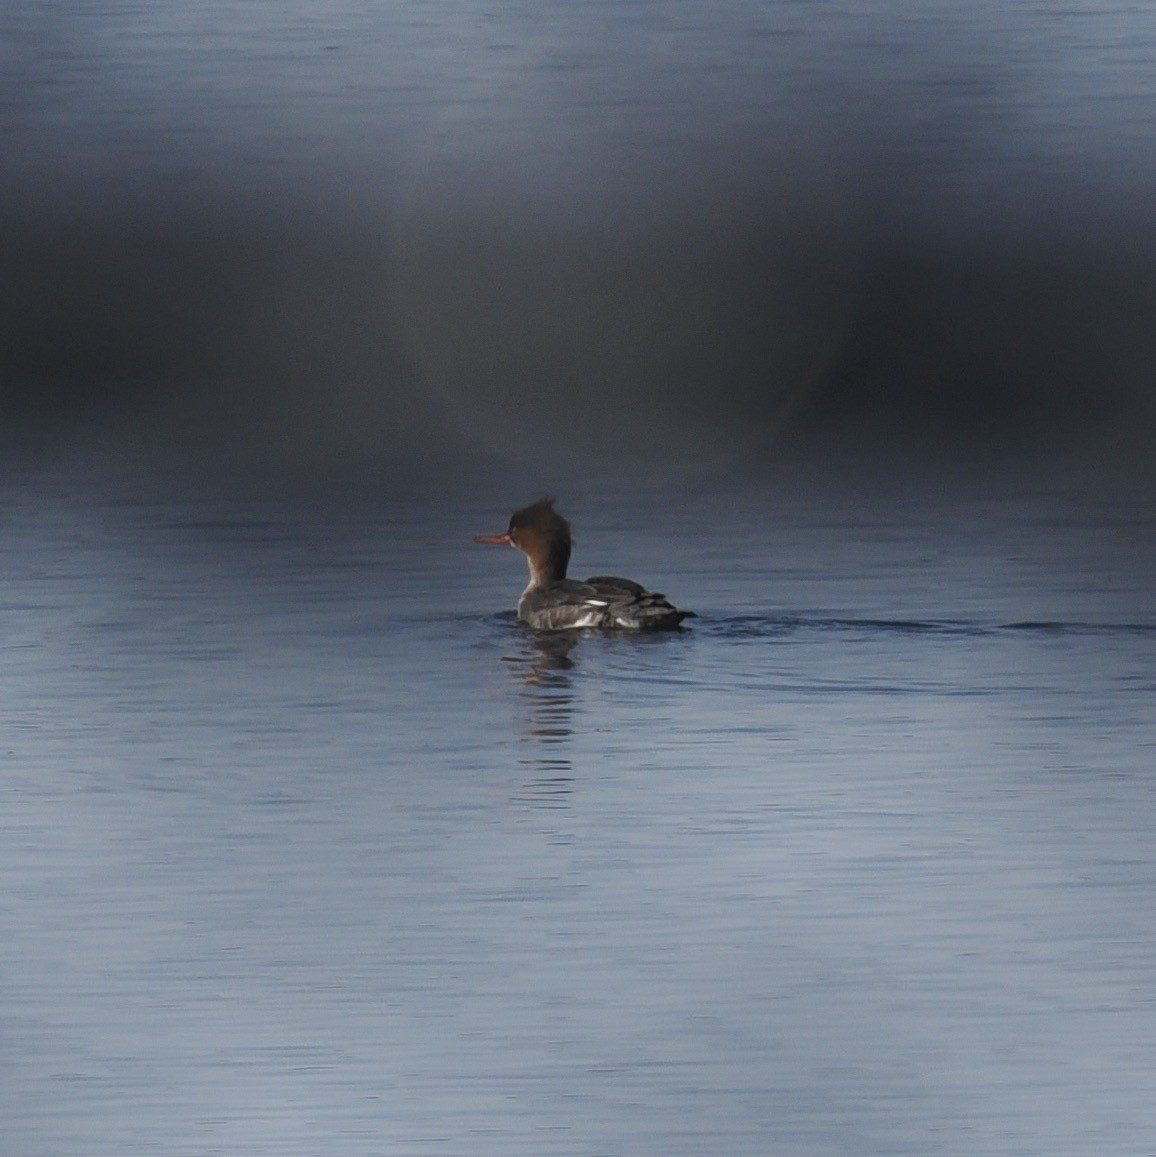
[1, 0, 1153, 484]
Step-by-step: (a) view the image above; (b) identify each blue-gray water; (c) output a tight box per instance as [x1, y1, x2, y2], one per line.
[4, 2, 1156, 1152]
[2, 453, 1154, 1156]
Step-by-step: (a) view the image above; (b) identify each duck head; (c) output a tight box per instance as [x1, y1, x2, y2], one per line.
[474, 498, 572, 585]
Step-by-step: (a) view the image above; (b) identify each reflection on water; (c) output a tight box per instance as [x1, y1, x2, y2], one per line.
[508, 631, 579, 809]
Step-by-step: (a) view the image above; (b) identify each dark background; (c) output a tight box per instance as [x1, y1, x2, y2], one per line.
[2, 1, 1153, 488]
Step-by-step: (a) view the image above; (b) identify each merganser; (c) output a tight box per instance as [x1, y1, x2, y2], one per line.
[474, 499, 693, 630]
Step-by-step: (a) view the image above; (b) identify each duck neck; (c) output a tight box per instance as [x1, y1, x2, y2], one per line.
[525, 537, 570, 587]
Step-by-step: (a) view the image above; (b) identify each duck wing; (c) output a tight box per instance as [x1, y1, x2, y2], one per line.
[518, 579, 617, 630]
[518, 577, 693, 631]
[584, 575, 693, 630]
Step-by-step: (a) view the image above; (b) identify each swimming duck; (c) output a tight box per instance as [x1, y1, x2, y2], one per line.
[474, 499, 692, 630]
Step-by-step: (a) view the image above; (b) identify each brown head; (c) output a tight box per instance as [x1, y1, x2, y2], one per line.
[474, 498, 572, 585]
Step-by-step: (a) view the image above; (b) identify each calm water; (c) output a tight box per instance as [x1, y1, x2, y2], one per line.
[4, 2, 1156, 1151]
[1, 454, 1154, 1156]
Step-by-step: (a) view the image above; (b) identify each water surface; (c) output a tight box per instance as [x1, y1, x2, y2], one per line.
[3, 2, 1156, 1149]
[1, 458, 1154, 1155]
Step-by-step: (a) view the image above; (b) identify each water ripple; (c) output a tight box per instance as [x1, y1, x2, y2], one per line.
[700, 615, 1156, 639]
